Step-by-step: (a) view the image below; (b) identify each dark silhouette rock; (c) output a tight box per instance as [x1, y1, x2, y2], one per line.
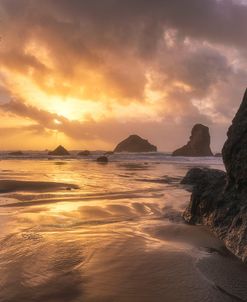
[114, 135, 157, 153]
[181, 167, 226, 188]
[48, 145, 70, 156]
[222, 89, 247, 190]
[182, 89, 247, 262]
[8, 151, 24, 156]
[182, 168, 226, 223]
[96, 156, 108, 163]
[78, 150, 90, 156]
[172, 124, 213, 156]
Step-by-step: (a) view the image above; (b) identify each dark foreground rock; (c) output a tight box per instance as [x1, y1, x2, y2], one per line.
[48, 145, 70, 156]
[114, 135, 157, 152]
[96, 156, 108, 163]
[173, 124, 213, 156]
[182, 89, 247, 262]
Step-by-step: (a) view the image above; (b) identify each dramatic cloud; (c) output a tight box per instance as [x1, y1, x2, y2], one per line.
[0, 0, 246, 151]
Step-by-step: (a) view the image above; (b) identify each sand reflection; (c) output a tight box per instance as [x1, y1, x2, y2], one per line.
[1, 159, 247, 301]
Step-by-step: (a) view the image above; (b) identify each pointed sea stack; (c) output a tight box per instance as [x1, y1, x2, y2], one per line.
[182, 89, 247, 262]
[114, 135, 157, 153]
[172, 124, 213, 156]
[48, 145, 70, 156]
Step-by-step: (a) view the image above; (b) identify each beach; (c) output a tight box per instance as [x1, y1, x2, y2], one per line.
[0, 153, 247, 302]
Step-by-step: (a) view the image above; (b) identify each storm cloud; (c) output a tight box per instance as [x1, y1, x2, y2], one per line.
[0, 0, 246, 151]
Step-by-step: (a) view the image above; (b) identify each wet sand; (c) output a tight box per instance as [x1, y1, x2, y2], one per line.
[0, 157, 246, 302]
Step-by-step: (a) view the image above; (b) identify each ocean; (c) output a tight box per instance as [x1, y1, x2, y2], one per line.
[0, 153, 246, 302]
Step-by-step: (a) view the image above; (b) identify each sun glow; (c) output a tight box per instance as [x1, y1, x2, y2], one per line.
[48, 95, 101, 121]
[1, 67, 107, 121]
[53, 119, 62, 125]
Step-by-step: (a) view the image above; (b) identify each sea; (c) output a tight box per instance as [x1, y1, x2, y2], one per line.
[0, 152, 247, 302]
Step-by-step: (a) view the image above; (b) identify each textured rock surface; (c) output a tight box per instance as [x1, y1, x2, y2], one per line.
[173, 124, 213, 156]
[222, 88, 247, 189]
[182, 89, 247, 262]
[48, 145, 70, 156]
[114, 135, 157, 152]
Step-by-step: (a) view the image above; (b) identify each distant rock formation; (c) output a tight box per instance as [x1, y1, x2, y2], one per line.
[182, 89, 247, 262]
[96, 156, 108, 163]
[48, 145, 70, 156]
[172, 124, 213, 156]
[8, 151, 24, 156]
[78, 150, 90, 156]
[114, 135, 157, 153]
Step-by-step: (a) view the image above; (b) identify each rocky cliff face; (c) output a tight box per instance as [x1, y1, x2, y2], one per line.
[222, 88, 247, 189]
[182, 89, 247, 262]
[173, 124, 213, 156]
[114, 135, 157, 152]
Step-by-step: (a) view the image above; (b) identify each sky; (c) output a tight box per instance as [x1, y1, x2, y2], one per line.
[0, 0, 247, 151]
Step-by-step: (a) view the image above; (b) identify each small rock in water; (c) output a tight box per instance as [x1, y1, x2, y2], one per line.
[96, 156, 108, 163]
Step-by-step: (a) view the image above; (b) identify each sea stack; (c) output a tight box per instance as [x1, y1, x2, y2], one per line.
[182, 89, 247, 262]
[48, 145, 70, 156]
[114, 135, 157, 153]
[172, 124, 213, 156]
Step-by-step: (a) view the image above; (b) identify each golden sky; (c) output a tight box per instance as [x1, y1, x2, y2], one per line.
[0, 0, 247, 151]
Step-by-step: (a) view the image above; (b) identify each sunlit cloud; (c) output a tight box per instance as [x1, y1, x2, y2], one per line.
[0, 0, 246, 151]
